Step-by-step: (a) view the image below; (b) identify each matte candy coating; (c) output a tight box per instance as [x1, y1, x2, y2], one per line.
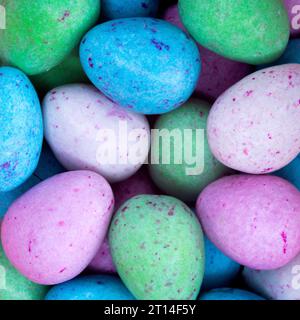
[243, 252, 300, 300]
[163, 5, 253, 101]
[1, 171, 114, 285]
[199, 288, 265, 301]
[43, 84, 150, 183]
[0, 67, 43, 192]
[45, 275, 135, 300]
[0, 237, 47, 300]
[284, 0, 300, 37]
[109, 195, 205, 300]
[102, 0, 159, 19]
[150, 99, 229, 202]
[80, 18, 201, 114]
[203, 236, 240, 290]
[207, 64, 300, 174]
[196, 175, 300, 270]
[179, 0, 289, 65]
[0, 0, 100, 75]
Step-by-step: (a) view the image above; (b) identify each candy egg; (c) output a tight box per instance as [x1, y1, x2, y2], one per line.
[284, 0, 300, 37]
[243, 252, 300, 300]
[0, 67, 43, 192]
[45, 275, 135, 300]
[199, 288, 265, 301]
[203, 236, 240, 290]
[1, 170, 114, 285]
[275, 155, 300, 190]
[207, 64, 300, 174]
[163, 4, 253, 101]
[0, 0, 100, 75]
[109, 195, 205, 300]
[102, 0, 159, 19]
[43, 84, 150, 183]
[80, 18, 201, 114]
[179, 0, 289, 65]
[150, 99, 229, 202]
[196, 175, 300, 270]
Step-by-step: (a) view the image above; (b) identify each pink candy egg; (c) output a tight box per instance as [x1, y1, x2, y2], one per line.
[196, 174, 300, 270]
[207, 64, 300, 174]
[1, 171, 114, 285]
[163, 4, 252, 101]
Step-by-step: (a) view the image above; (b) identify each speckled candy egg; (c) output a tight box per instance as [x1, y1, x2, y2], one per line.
[43, 84, 150, 183]
[163, 4, 253, 101]
[109, 195, 205, 300]
[199, 288, 265, 301]
[284, 0, 300, 37]
[102, 0, 159, 19]
[150, 99, 229, 202]
[88, 168, 157, 274]
[243, 252, 300, 300]
[203, 236, 240, 290]
[179, 0, 289, 65]
[0, 67, 43, 192]
[45, 275, 135, 300]
[1, 170, 114, 285]
[80, 18, 201, 114]
[0, 226, 47, 300]
[0, 0, 100, 75]
[196, 175, 300, 270]
[207, 64, 300, 174]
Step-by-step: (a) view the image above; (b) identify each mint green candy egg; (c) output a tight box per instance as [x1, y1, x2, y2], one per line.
[109, 195, 205, 300]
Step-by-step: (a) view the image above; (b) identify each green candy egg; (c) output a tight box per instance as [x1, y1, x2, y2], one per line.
[109, 195, 205, 300]
[0, 0, 100, 75]
[149, 99, 229, 202]
[179, 0, 289, 65]
[0, 240, 47, 300]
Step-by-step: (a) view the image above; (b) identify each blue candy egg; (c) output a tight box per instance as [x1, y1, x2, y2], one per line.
[102, 0, 159, 20]
[199, 288, 265, 301]
[80, 18, 201, 114]
[203, 236, 240, 290]
[0, 67, 43, 192]
[45, 275, 135, 300]
[274, 155, 300, 190]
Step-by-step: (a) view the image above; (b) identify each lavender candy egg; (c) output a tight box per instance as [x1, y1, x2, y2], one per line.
[0, 67, 43, 192]
[284, 0, 300, 37]
[196, 175, 300, 270]
[207, 64, 300, 174]
[43, 84, 150, 183]
[1, 171, 114, 285]
[243, 252, 300, 300]
[80, 18, 201, 114]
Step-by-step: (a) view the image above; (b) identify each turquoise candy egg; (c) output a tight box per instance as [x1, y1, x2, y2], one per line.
[0, 67, 43, 192]
[199, 288, 265, 300]
[203, 236, 240, 290]
[45, 275, 135, 300]
[102, 0, 159, 19]
[80, 18, 201, 114]
[274, 155, 300, 190]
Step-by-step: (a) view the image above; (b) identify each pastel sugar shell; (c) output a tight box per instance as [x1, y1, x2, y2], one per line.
[196, 175, 300, 270]
[179, 0, 289, 64]
[149, 99, 229, 202]
[1, 171, 114, 285]
[199, 288, 265, 301]
[163, 4, 253, 101]
[203, 236, 240, 290]
[102, 0, 159, 19]
[207, 64, 300, 174]
[45, 275, 135, 300]
[275, 155, 300, 190]
[88, 168, 157, 274]
[0, 0, 100, 75]
[243, 252, 300, 300]
[80, 18, 201, 114]
[43, 84, 150, 183]
[109, 195, 205, 300]
[0, 228, 47, 300]
[0, 67, 43, 192]
[284, 0, 300, 37]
